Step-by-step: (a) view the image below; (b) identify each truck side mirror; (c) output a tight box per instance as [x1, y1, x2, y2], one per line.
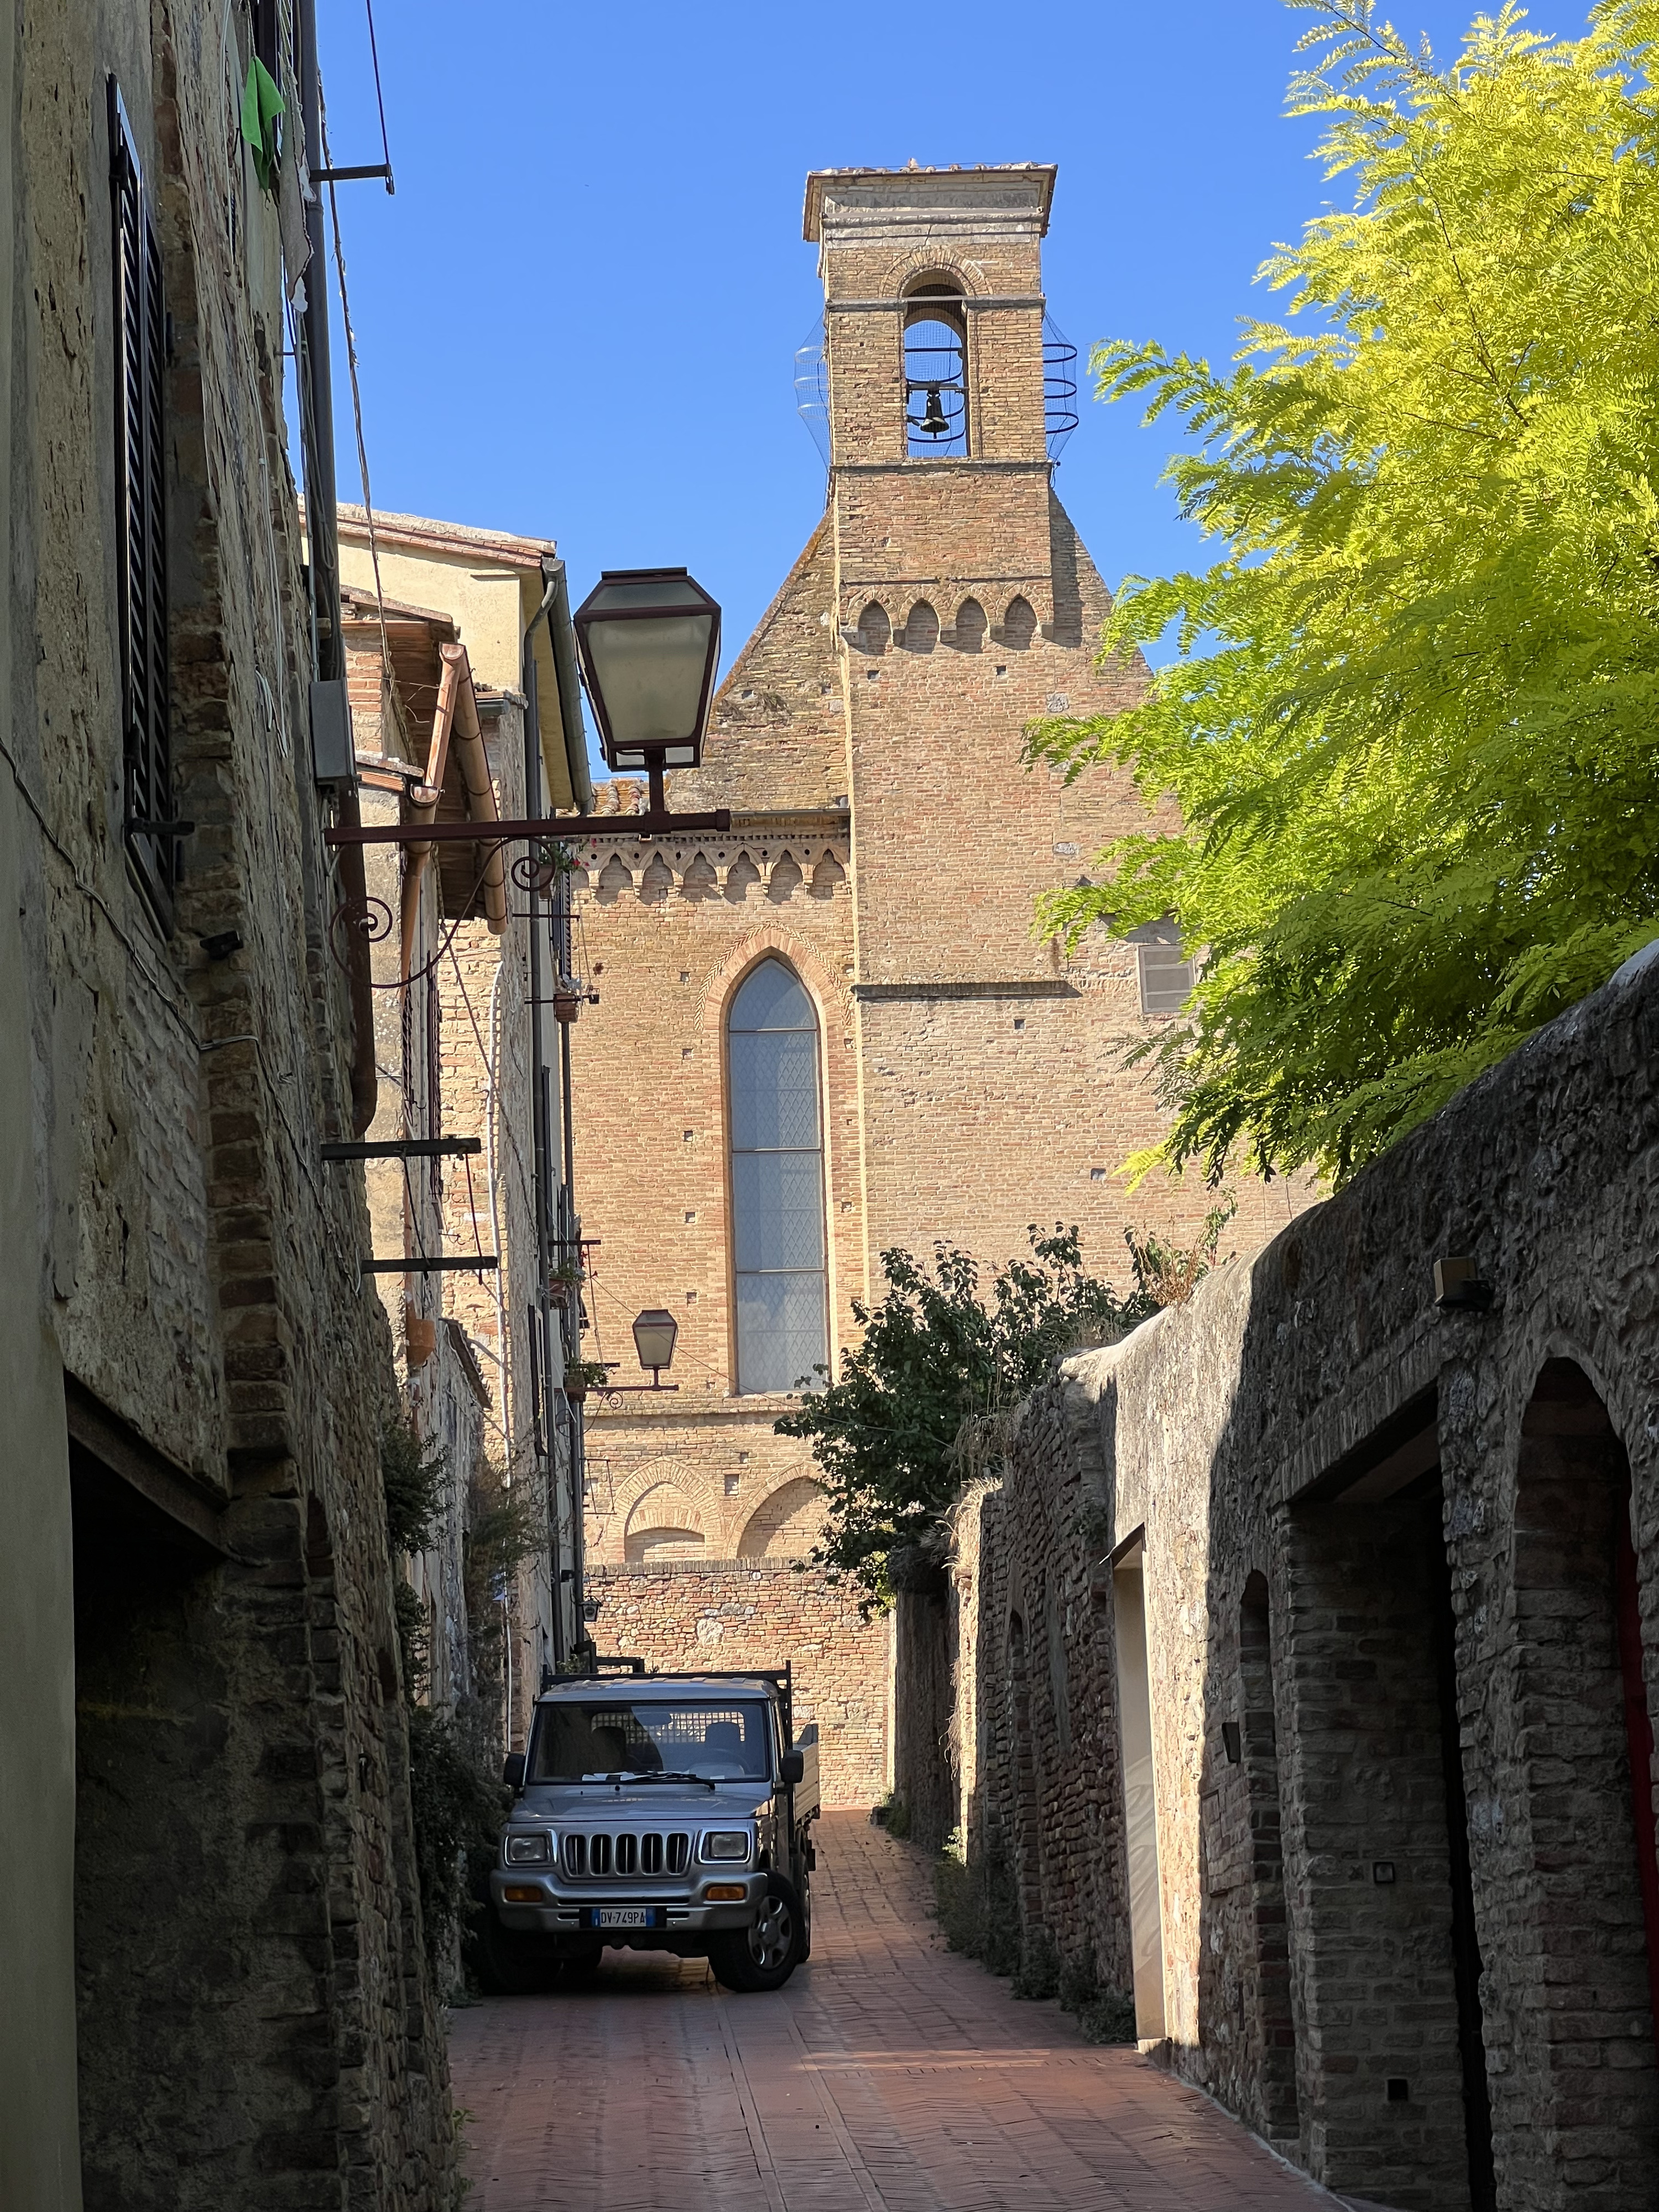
[503, 1752, 526, 1792]
[779, 1749, 804, 1786]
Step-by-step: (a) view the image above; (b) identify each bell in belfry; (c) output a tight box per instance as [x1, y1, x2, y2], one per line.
[915, 385, 949, 439]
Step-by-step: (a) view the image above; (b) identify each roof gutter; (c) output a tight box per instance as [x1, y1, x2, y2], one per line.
[542, 560, 592, 815]
[401, 642, 507, 977]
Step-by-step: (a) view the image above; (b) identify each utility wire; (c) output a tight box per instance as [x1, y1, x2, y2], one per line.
[319, 78, 399, 740]
[363, 0, 394, 189]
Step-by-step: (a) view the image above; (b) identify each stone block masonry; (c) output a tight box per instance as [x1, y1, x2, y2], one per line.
[4, 3, 458, 2203]
[589, 1562, 889, 1807]
[900, 947, 1659, 2211]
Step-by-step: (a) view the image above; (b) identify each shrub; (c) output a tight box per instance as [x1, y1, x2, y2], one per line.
[1056, 1949, 1138, 2044]
[1011, 1928, 1061, 2001]
[872, 1791, 912, 1839]
[406, 1703, 508, 1972]
[381, 1417, 448, 1557]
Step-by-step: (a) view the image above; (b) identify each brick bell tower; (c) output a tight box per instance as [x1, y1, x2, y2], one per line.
[567, 168, 1298, 1797]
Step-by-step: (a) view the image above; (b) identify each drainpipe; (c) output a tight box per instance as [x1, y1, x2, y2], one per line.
[522, 565, 567, 1670]
[296, 0, 375, 1133]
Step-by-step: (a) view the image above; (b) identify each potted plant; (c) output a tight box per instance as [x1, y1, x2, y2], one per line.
[551, 977, 588, 1025]
[562, 1358, 611, 1405]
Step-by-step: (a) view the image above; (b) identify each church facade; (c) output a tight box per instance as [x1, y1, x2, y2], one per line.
[569, 165, 1301, 1801]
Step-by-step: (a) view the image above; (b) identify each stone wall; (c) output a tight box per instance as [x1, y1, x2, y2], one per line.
[4, 2, 456, 2203]
[907, 948, 1659, 2212]
[588, 1561, 889, 1807]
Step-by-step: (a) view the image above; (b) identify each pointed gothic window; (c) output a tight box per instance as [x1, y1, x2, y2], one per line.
[727, 959, 828, 1394]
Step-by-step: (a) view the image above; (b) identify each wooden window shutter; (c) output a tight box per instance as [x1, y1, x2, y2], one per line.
[109, 81, 176, 931]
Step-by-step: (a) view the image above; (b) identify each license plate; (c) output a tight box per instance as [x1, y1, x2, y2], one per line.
[586, 1907, 661, 1929]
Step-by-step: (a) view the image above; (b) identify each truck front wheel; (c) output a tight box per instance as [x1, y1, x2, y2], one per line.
[708, 1875, 804, 1993]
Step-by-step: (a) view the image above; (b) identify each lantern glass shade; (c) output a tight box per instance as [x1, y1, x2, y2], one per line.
[573, 569, 721, 773]
[632, 1307, 679, 1373]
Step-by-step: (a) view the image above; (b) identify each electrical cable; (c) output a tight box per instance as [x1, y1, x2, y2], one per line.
[362, 0, 394, 189]
[318, 78, 399, 740]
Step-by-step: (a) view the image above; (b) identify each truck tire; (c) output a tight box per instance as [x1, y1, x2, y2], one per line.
[708, 1875, 805, 1994]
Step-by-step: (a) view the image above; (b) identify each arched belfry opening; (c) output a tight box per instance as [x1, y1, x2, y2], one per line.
[902, 278, 968, 457]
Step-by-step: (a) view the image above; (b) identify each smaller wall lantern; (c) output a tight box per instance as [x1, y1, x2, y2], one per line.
[632, 1307, 679, 1385]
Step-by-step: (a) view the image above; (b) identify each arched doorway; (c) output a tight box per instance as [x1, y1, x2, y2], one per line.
[1506, 1358, 1659, 2192]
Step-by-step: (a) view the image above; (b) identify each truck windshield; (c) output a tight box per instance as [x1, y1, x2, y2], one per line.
[529, 1700, 773, 1783]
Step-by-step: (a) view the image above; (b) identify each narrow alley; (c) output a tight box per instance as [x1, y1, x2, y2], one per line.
[450, 1815, 1331, 2212]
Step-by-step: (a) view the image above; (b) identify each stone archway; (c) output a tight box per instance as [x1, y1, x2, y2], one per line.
[1500, 1357, 1659, 2195]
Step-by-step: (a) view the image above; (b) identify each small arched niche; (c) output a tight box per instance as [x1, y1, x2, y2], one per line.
[857, 601, 890, 655]
[902, 601, 939, 654]
[999, 596, 1037, 650]
[951, 597, 987, 654]
[902, 275, 968, 457]
[680, 852, 717, 900]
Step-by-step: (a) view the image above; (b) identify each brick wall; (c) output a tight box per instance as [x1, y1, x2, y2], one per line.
[588, 1561, 889, 1807]
[569, 166, 1305, 1744]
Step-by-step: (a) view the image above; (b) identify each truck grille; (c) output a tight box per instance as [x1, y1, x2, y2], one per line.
[561, 1831, 691, 1880]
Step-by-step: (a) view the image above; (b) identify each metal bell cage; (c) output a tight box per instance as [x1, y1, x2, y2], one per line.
[792, 297, 1080, 465]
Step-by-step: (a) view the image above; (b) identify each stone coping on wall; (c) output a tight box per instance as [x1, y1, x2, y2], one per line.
[589, 1558, 821, 1578]
[583, 1396, 811, 1426]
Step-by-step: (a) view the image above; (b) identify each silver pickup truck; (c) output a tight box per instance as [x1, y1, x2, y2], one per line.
[482, 1662, 820, 1994]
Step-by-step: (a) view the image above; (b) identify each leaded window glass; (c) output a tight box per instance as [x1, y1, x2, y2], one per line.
[728, 959, 828, 1394]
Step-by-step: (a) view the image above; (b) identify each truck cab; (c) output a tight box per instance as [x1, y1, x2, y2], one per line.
[484, 1662, 819, 1994]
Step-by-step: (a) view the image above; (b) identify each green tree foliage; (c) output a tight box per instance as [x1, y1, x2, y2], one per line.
[406, 1703, 507, 1973]
[777, 1227, 1151, 1605]
[1030, 0, 1659, 1185]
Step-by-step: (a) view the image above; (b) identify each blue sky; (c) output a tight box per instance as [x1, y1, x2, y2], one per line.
[311, 0, 1522, 770]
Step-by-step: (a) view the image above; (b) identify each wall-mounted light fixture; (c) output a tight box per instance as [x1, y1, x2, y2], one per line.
[584, 1308, 682, 1401]
[631, 1307, 679, 1387]
[573, 568, 721, 814]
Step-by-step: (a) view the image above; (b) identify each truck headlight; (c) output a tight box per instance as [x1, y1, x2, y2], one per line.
[701, 1830, 752, 1864]
[505, 1831, 553, 1864]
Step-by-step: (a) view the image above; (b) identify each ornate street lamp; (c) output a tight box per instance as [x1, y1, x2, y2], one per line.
[572, 568, 721, 813]
[631, 1307, 679, 1388]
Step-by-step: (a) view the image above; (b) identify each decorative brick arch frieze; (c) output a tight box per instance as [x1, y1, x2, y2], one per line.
[568, 836, 847, 907]
[838, 580, 1056, 644]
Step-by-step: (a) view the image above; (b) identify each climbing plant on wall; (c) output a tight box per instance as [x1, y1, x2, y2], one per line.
[777, 1227, 1153, 1607]
[1030, 0, 1659, 1185]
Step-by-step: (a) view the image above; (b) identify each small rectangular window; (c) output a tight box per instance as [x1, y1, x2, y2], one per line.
[1136, 940, 1194, 1015]
[109, 80, 174, 931]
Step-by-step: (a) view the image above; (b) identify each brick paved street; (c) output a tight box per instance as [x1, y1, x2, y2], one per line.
[450, 1813, 1339, 2211]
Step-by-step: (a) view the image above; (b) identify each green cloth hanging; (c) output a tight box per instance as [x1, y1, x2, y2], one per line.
[239, 56, 285, 195]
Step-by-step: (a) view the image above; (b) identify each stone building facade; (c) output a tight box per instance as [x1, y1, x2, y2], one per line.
[1, 5, 458, 2205]
[342, 519, 581, 1754]
[568, 164, 1301, 1804]
[896, 948, 1659, 2211]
